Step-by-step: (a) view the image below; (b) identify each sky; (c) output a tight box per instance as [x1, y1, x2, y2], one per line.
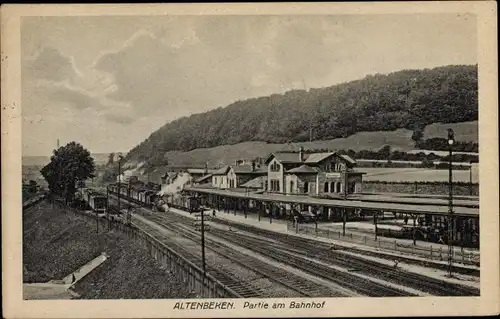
[21, 14, 477, 156]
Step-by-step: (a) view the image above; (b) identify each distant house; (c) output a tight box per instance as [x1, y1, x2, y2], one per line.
[211, 161, 267, 189]
[187, 168, 214, 181]
[161, 172, 178, 185]
[265, 147, 364, 196]
[193, 173, 213, 186]
[211, 165, 231, 189]
[159, 166, 214, 187]
[227, 162, 267, 188]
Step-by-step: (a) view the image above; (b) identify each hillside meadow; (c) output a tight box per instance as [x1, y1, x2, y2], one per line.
[360, 166, 479, 183]
[130, 121, 478, 169]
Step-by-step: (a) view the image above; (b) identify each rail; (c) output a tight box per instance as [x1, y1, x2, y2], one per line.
[288, 222, 480, 266]
[56, 201, 241, 298]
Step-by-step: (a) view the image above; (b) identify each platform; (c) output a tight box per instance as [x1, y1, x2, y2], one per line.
[186, 187, 479, 217]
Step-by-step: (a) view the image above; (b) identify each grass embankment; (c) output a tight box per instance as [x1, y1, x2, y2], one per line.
[23, 200, 194, 299]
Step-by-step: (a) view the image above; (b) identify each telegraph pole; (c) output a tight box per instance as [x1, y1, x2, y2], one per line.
[127, 182, 132, 225]
[106, 185, 110, 231]
[118, 155, 123, 214]
[201, 204, 206, 277]
[447, 129, 455, 277]
[194, 196, 207, 278]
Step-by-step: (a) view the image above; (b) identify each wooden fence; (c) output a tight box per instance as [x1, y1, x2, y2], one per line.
[287, 222, 480, 266]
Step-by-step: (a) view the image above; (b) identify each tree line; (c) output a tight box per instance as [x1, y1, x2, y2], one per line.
[309, 145, 478, 168]
[125, 64, 478, 167]
[416, 138, 478, 153]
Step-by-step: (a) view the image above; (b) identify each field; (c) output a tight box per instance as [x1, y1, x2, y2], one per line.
[423, 121, 478, 142]
[361, 166, 479, 183]
[23, 200, 193, 299]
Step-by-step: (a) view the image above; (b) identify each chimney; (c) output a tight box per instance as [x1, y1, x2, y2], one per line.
[299, 146, 304, 162]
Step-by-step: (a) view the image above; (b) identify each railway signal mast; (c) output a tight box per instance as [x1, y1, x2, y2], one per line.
[193, 196, 208, 278]
[447, 128, 455, 277]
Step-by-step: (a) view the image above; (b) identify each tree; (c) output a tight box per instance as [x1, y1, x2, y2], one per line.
[411, 128, 424, 145]
[40, 142, 95, 204]
[378, 145, 392, 160]
[107, 152, 115, 166]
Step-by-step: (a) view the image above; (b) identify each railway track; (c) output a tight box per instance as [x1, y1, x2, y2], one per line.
[138, 211, 346, 297]
[104, 197, 262, 297]
[211, 218, 480, 296]
[129, 216, 263, 298]
[107, 193, 479, 296]
[207, 226, 413, 297]
[133, 208, 410, 297]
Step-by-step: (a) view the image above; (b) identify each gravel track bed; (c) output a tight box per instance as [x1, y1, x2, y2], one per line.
[132, 215, 300, 297]
[213, 219, 480, 296]
[210, 227, 411, 297]
[140, 212, 344, 297]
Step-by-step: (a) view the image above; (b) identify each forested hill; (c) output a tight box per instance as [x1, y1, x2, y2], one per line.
[126, 65, 477, 164]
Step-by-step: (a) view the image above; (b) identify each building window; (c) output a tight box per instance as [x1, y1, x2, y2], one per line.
[303, 181, 309, 193]
[350, 182, 356, 193]
[336, 182, 341, 193]
[270, 161, 280, 172]
[290, 181, 294, 193]
[324, 182, 329, 193]
[270, 179, 280, 192]
[330, 182, 335, 193]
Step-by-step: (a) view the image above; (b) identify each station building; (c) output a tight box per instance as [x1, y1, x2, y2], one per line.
[265, 147, 364, 196]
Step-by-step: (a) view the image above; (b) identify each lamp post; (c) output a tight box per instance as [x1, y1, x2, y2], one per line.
[447, 128, 455, 277]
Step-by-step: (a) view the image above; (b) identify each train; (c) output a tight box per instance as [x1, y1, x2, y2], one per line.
[107, 183, 204, 213]
[76, 188, 107, 214]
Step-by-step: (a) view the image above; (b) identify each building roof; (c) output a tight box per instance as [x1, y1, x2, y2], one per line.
[287, 164, 320, 174]
[265, 152, 304, 164]
[187, 168, 212, 174]
[161, 172, 178, 180]
[339, 154, 357, 165]
[212, 165, 230, 175]
[186, 186, 479, 217]
[195, 174, 213, 184]
[231, 165, 268, 175]
[241, 176, 267, 188]
[267, 151, 355, 166]
[304, 152, 335, 164]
